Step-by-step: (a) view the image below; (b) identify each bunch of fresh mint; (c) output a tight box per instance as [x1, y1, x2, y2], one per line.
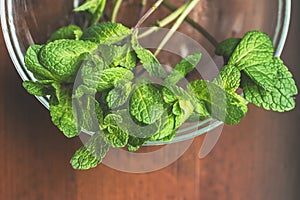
[22, 1, 297, 170]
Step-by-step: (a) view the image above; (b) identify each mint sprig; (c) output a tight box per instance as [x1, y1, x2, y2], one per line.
[22, 20, 297, 170]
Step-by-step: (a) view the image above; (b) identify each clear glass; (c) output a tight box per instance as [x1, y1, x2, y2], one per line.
[0, 0, 291, 145]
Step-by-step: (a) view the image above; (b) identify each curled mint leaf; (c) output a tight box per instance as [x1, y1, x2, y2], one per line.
[81, 22, 131, 45]
[70, 132, 110, 170]
[242, 58, 298, 112]
[39, 39, 98, 83]
[213, 64, 241, 93]
[47, 25, 83, 42]
[129, 84, 165, 125]
[24, 45, 56, 80]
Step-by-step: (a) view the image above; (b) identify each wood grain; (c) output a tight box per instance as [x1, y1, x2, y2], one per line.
[0, 1, 300, 200]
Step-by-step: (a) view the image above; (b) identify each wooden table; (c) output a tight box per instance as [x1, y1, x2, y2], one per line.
[1, 1, 300, 199]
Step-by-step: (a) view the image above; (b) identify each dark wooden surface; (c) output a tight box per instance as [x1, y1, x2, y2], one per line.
[1, 1, 300, 200]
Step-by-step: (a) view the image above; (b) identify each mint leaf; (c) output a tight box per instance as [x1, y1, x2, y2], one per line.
[242, 58, 298, 112]
[102, 114, 129, 147]
[107, 81, 132, 109]
[193, 99, 210, 119]
[96, 68, 134, 91]
[73, 85, 98, 99]
[228, 31, 274, 70]
[81, 22, 131, 45]
[161, 87, 178, 104]
[163, 53, 201, 85]
[131, 35, 167, 78]
[24, 45, 56, 80]
[115, 109, 158, 139]
[74, 0, 106, 24]
[70, 132, 110, 170]
[39, 39, 98, 82]
[74, 95, 103, 132]
[79, 53, 105, 89]
[22, 80, 55, 96]
[172, 99, 194, 129]
[163, 85, 195, 128]
[49, 85, 79, 138]
[129, 84, 165, 125]
[213, 64, 241, 93]
[188, 80, 248, 125]
[243, 59, 277, 91]
[127, 136, 147, 151]
[215, 38, 241, 60]
[149, 111, 175, 141]
[99, 44, 136, 69]
[47, 25, 83, 42]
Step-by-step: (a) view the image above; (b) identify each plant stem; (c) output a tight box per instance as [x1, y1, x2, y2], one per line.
[135, 0, 164, 29]
[138, 0, 148, 20]
[155, 0, 201, 56]
[138, 2, 189, 39]
[111, 0, 123, 22]
[162, 0, 218, 47]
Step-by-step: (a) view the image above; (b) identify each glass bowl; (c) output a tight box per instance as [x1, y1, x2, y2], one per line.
[0, 0, 291, 145]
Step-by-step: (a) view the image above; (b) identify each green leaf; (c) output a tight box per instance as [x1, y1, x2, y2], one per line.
[127, 136, 147, 151]
[193, 99, 210, 119]
[242, 58, 298, 112]
[213, 64, 241, 93]
[162, 85, 195, 128]
[215, 38, 241, 59]
[96, 68, 134, 91]
[129, 84, 165, 125]
[74, 0, 106, 24]
[79, 54, 105, 89]
[74, 95, 103, 133]
[131, 35, 167, 78]
[149, 111, 175, 141]
[228, 31, 274, 70]
[188, 80, 248, 125]
[70, 132, 110, 170]
[243, 59, 277, 91]
[47, 25, 83, 42]
[24, 45, 56, 80]
[172, 99, 193, 129]
[164, 53, 201, 85]
[115, 109, 158, 139]
[73, 85, 98, 99]
[39, 39, 98, 82]
[107, 81, 132, 109]
[161, 87, 178, 104]
[49, 85, 79, 138]
[102, 114, 129, 147]
[81, 22, 131, 45]
[99, 44, 136, 69]
[22, 80, 55, 96]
